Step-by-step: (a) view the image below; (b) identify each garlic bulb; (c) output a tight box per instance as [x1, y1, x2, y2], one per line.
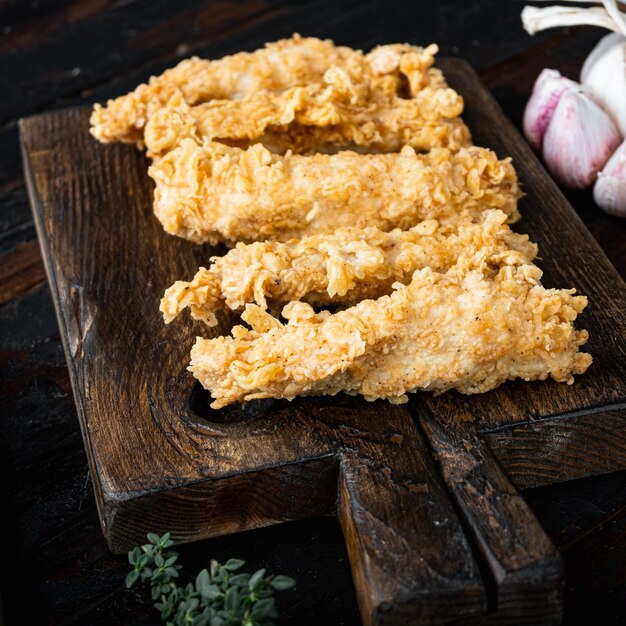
[521, 1, 626, 212]
[542, 87, 621, 189]
[523, 69, 578, 149]
[594, 137, 626, 215]
[581, 32, 626, 134]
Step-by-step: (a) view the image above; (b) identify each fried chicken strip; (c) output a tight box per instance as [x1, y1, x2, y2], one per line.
[143, 71, 470, 158]
[189, 256, 591, 408]
[90, 35, 444, 146]
[161, 210, 536, 326]
[149, 141, 521, 245]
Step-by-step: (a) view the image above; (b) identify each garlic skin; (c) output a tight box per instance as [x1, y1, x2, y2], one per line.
[523, 69, 578, 150]
[594, 137, 626, 216]
[542, 87, 621, 189]
[581, 32, 626, 134]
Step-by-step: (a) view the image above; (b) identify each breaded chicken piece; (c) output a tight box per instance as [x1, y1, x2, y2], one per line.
[161, 210, 536, 326]
[189, 255, 591, 408]
[149, 141, 521, 245]
[90, 35, 444, 146]
[143, 72, 469, 158]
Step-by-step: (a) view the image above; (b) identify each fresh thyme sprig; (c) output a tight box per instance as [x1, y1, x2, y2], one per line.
[126, 532, 296, 626]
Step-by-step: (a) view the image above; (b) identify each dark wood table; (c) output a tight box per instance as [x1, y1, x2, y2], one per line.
[1, 1, 625, 624]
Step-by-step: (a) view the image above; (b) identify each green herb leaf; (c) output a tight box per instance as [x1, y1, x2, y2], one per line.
[228, 573, 251, 587]
[126, 570, 140, 589]
[206, 585, 223, 601]
[128, 547, 141, 565]
[224, 559, 245, 572]
[224, 586, 239, 611]
[250, 597, 277, 620]
[192, 612, 210, 626]
[270, 575, 296, 591]
[195, 569, 210, 595]
[127, 533, 294, 625]
[248, 569, 266, 591]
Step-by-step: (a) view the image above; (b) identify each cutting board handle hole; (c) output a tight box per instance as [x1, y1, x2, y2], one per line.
[188, 381, 276, 424]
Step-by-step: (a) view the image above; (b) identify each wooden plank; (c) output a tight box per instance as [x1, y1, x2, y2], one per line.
[482, 410, 626, 489]
[0, 0, 280, 124]
[0, 239, 46, 304]
[416, 402, 563, 625]
[333, 406, 486, 625]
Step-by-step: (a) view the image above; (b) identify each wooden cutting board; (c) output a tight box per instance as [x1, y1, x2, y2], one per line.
[20, 58, 626, 625]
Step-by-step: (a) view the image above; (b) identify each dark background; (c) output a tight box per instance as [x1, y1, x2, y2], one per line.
[1, 1, 626, 624]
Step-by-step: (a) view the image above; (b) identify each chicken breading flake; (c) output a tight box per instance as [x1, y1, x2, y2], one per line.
[149, 141, 521, 245]
[161, 210, 536, 326]
[189, 254, 591, 409]
[90, 35, 444, 147]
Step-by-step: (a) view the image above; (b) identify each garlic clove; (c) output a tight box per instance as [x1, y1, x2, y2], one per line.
[581, 32, 626, 135]
[523, 68, 578, 150]
[542, 87, 621, 189]
[594, 137, 626, 217]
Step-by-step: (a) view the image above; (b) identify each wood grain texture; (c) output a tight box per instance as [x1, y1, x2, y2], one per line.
[19, 58, 626, 625]
[0, 239, 46, 303]
[416, 402, 563, 625]
[481, 410, 626, 489]
[334, 408, 485, 625]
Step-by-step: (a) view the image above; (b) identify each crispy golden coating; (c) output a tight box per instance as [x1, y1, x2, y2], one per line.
[142, 72, 470, 158]
[161, 210, 536, 326]
[88, 33, 592, 406]
[149, 141, 521, 245]
[90, 35, 444, 147]
[189, 253, 592, 408]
